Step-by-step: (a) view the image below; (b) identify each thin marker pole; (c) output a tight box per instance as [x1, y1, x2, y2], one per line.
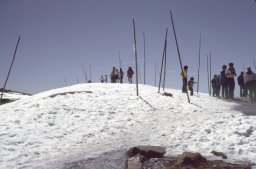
[119, 51, 122, 69]
[253, 57, 256, 70]
[158, 28, 168, 93]
[162, 42, 167, 91]
[64, 75, 67, 87]
[81, 64, 88, 83]
[89, 64, 91, 82]
[133, 19, 139, 96]
[0, 36, 21, 105]
[169, 10, 190, 103]
[197, 35, 201, 94]
[209, 52, 212, 96]
[143, 32, 146, 85]
[207, 55, 210, 96]
[154, 60, 157, 87]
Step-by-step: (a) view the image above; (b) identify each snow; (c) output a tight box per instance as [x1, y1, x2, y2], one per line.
[0, 83, 255, 169]
[1, 91, 30, 101]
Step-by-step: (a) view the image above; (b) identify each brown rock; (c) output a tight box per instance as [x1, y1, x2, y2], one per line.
[126, 157, 142, 169]
[176, 152, 207, 166]
[211, 150, 227, 159]
[127, 145, 166, 159]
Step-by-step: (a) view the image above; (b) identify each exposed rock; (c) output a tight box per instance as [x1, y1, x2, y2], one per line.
[126, 148, 253, 169]
[163, 92, 173, 97]
[211, 150, 227, 159]
[176, 152, 207, 165]
[127, 145, 166, 159]
[126, 157, 142, 169]
[64, 147, 253, 169]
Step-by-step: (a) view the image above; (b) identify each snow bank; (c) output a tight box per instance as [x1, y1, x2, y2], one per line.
[0, 83, 255, 168]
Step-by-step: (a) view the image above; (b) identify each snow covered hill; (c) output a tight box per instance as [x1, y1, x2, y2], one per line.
[0, 83, 255, 169]
[0, 89, 30, 104]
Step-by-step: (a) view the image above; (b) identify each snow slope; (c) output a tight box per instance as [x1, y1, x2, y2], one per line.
[0, 83, 255, 169]
[1, 90, 30, 101]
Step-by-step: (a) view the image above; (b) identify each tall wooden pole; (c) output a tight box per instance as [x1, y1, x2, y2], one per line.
[133, 19, 139, 96]
[207, 55, 210, 96]
[0, 36, 21, 105]
[64, 75, 67, 87]
[143, 32, 146, 85]
[170, 10, 190, 103]
[162, 38, 167, 91]
[252, 57, 256, 70]
[154, 60, 157, 87]
[89, 64, 91, 82]
[119, 50, 122, 69]
[209, 52, 212, 96]
[158, 28, 168, 93]
[81, 64, 88, 83]
[197, 35, 201, 94]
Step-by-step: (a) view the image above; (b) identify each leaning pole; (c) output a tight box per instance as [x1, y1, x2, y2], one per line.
[0, 36, 21, 105]
[133, 19, 139, 96]
[158, 28, 168, 93]
[169, 10, 190, 103]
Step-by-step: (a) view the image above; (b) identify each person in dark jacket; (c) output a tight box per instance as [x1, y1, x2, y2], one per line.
[127, 67, 134, 84]
[216, 75, 221, 97]
[110, 67, 116, 83]
[180, 65, 188, 93]
[211, 75, 219, 97]
[225, 63, 237, 99]
[220, 65, 228, 98]
[187, 77, 196, 96]
[244, 67, 256, 103]
[120, 68, 124, 83]
[237, 71, 247, 97]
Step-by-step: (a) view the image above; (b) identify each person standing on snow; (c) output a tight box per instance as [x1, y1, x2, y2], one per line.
[127, 67, 134, 84]
[100, 76, 104, 83]
[244, 67, 256, 103]
[180, 65, 188, 93]
[119, 68, 124, 83]
[104, 75, 108, 83]
[114, 68, 119, 83]
[187, 77, 196, 96]
[110, 67, 116, 83]
[220, 65, 228, 98]
[216, 75, 221, 97]
[225, 63, 237, 99]
[237, 71, 247, 97]
[211, 75, 219, 97]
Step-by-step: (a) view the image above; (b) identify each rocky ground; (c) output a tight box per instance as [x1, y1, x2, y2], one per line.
[63, 98, 256, 169]
[63, 146, 254, 169]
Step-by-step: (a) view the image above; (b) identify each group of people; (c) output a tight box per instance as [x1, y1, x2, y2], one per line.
[100, 66, 134, 84]
[213, 63, 256, 103]
[180, 63, 256, 103]
[237, 67, 256, 103]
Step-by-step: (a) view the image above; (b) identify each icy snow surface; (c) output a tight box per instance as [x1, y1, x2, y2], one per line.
[0, 83, 255, 169]
[1, 91, 30, 101]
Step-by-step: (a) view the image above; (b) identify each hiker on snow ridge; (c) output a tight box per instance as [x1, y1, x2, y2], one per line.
[244, 67, 256, 103]
[225, 63, 236, 99]
[180, 65, 188, 93]
[220, 65, 228, 98]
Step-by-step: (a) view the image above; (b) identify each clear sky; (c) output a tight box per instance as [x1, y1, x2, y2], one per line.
[1, 0, 256, 94]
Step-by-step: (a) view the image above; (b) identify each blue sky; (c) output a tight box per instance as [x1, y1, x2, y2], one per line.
[1, 0, 256, 94]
